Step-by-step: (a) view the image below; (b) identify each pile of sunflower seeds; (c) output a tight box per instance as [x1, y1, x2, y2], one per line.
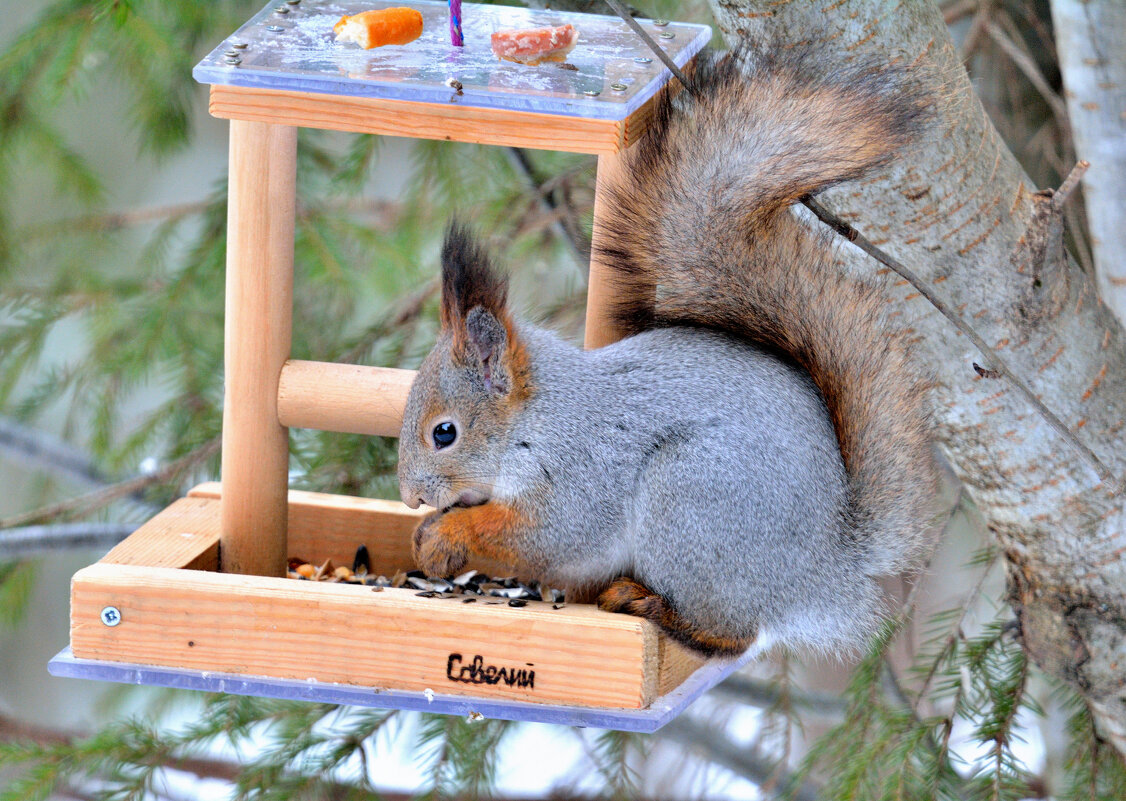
[287, 545, 566, 609]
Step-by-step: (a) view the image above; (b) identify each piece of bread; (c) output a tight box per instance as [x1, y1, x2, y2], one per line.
[491, 24, 578, 65]
[333, 7, 424, 49]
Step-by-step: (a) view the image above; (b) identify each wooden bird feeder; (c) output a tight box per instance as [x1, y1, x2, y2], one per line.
[49, 0, 751, 731]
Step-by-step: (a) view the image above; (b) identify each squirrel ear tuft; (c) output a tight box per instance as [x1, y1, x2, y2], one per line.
[465, 306, 510, 395]
[440, 221, 508, 331]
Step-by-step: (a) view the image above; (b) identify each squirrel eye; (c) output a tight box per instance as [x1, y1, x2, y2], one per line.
[432, 421, 457, 450]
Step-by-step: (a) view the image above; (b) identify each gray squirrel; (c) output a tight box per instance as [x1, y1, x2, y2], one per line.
[396, 43, 938, 657]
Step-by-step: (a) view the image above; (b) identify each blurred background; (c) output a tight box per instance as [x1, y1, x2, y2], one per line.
[0, 1, 1120, 799]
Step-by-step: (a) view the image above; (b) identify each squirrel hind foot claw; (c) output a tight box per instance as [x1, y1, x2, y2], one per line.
[598, 577, 754, 658]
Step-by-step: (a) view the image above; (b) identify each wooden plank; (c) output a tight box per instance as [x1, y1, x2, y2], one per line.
[277, 360, 415, 438]
[71, 562, 656, 708]
[99, 497, 220, 571]
[188, 483, 516, 577]
[210, 85, 630, 155]
[656, 637, 706, 698]
[220, 120, 296, 578]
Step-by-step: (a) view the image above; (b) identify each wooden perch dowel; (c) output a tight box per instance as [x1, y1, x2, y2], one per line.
[277, 360, 416, 437]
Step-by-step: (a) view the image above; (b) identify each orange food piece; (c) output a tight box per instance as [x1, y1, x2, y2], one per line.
[334, 7, 424, 49]
[491, 23, 579, 65]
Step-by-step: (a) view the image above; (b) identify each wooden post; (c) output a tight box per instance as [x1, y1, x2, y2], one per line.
[584, 149, 630, 349]
[220, 120, 296, 577]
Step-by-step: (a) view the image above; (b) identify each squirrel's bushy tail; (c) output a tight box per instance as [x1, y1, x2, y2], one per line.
[599, 44, 937, 574]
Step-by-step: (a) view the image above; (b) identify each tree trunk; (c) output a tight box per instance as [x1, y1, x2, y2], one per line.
[706, 0, 1126, 756]
[1049, 0, 1126, 324]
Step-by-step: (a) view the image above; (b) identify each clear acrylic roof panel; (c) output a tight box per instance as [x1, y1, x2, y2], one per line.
[193, 0, 711, 120]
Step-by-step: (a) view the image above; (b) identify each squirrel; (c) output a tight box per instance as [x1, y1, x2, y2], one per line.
[396, 42, 939, 657]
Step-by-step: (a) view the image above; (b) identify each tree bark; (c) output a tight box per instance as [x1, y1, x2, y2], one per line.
[1049, 0, 1126, 324]
[706, 0, 1126, 756]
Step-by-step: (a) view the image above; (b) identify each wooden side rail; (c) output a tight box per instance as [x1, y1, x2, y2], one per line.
[277, 360, 415, 438]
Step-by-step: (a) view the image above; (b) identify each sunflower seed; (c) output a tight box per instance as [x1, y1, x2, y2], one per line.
[452, 569, 479, 586]
[353, 545, 371, 574]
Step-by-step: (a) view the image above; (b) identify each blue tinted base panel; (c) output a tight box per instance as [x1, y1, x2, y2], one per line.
[49, 647, 751, 732]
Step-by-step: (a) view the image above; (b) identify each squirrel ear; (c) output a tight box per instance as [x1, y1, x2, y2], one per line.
[440, 221, 508, 331]
[465, 306, 510, 395]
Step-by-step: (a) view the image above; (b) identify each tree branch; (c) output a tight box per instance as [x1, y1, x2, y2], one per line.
[801, 192, 1117, 487]
[0, 522, 133, 559]
[707, 0, 1126, 759]
[983, 19, 1069, 129]
[1049, 0, 1126, 324]
[505, 147, 590, 271]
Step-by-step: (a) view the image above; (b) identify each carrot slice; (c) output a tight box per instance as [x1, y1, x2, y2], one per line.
[334, 7, 424, 49]
[491, 24, 579, 65]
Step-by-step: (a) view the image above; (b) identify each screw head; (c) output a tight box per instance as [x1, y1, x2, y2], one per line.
[275, 6, 290, 14]
[659, 31, 675, 39]
[224, 49, 241, 57]
[266, 24, 284, 31]
[610, 83, 628, 91]
[286, 0, 301, 4]
[232, 42, 249, 49]
[633, 57, 652, 64]
[653, 19, 670, 27]
[582, 89, 600, 96]
[224, 56, 242, 65]
[100, 606, 122, 627]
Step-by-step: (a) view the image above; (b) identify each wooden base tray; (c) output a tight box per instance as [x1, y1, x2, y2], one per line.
[61, 483, 719, 721]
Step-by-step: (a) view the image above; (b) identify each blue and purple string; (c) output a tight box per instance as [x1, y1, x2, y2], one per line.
[448, 0, 464, 46]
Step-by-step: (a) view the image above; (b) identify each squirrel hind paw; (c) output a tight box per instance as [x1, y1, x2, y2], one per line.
[597, 577, 754, 658]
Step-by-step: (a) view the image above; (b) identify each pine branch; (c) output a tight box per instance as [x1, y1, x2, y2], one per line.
[0, 522, 133, 560]
[660, 716, 821, 801]
[710, 674, 846, 719]
[0, 437, 219, 530]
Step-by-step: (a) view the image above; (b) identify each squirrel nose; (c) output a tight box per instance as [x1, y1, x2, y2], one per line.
[399, 477, 434, 509]
[399, 478, 422, 509]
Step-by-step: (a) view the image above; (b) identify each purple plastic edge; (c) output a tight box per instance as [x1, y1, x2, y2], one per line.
[48, 646, 752, 732]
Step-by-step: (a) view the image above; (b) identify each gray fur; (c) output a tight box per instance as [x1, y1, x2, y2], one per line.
[401, 322, 883, 653]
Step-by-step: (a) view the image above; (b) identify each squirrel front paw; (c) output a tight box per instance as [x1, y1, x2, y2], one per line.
[411, 512, 469, 576]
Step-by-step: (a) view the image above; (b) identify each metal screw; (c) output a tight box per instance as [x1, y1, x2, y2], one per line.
[224, 49, 241, 57]
[286, 0, 301, 4]
[633, 57, 652, 64]
[610, 83, 628, 92]
[100, 606, 122, 627]
[275, 6, 290, 14]
[266, 24, 284, 31]
[232, 42, 249, 49]
[653, 19, 670, 27]
[583, 89, 600, 96]
[224, 56, 242, 65]
[659, 31, 675, 39]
